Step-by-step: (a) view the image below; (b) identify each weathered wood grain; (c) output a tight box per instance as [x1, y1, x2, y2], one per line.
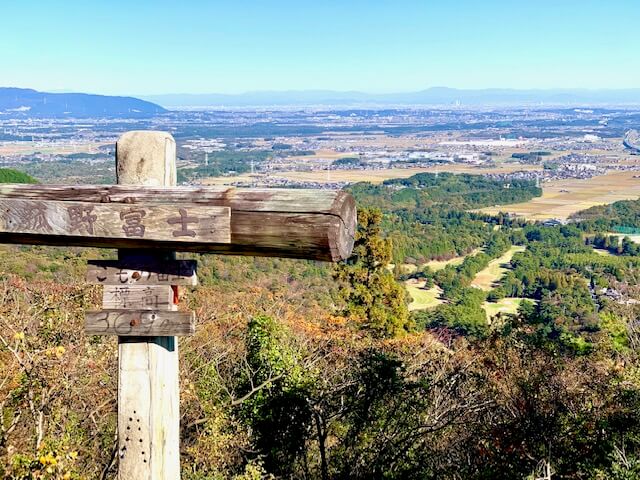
[87, 259, 197, 286]
[114, 131, 181, 480]
[0, 198, 230, 245]
[85, 310, 195, 336]
[118, 343, 152, 479]
[0, 183, 349, 213]
[102, 285, 174, 310]
[116, 130, 176, 187]
[0, 184, 356, 261]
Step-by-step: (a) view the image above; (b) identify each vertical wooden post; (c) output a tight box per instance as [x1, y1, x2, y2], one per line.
[116, 131, 180, 479]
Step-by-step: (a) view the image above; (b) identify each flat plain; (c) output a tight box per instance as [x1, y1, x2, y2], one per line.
[0, 141, 108, 156]
[479, 171, 640, 220]
[277, 163, 542, 184]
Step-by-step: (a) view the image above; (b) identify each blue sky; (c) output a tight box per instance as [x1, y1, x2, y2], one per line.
[0, 0, 638, 95]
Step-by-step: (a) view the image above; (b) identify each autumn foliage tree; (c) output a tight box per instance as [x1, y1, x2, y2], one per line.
[334, 208, 410, 337]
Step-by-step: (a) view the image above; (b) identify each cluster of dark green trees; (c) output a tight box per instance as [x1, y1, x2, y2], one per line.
[177, 150, 274, 181]
[331, 157, 364, 167]
[349, 172, 541, 212]
[347, 172, 536, 264]
[386, 208, 494, 264]
[589, 233, 640, 256]
[0, 168, 37, 184]
[573, 197, 640, 232]
[333, 209, 410, 337]
[395, 172, 540, 203]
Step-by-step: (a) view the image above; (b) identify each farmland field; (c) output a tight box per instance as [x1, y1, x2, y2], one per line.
[0, 141, 109, 156]
[277, 163, 542, 184]
[478, 171, 640, 220]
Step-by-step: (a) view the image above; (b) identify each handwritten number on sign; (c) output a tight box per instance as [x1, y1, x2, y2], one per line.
[139, 312, 156, 334]
[114, 312, 133, 335]
[95, 312, 110, 333]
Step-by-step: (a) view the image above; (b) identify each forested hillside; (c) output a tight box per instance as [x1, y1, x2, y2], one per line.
[349, 172, 542, 210]
[347, 172, 535, 264]
[4, 172, 640, 479]
[573, 197, 640, 232]
[0, 168, 37, 184]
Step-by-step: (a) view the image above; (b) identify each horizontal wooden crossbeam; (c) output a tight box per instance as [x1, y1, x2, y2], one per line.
[0, 185, 356, 261]
[0, 198, 230, 244]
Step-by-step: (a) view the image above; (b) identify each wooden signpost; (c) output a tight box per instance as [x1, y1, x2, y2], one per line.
[0, 183, 355, 261]
[0, 130, 356, 480]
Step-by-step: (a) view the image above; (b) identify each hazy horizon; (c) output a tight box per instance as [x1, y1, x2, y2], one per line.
[6, 86, 640, 97]
[6, 86, 640, 108]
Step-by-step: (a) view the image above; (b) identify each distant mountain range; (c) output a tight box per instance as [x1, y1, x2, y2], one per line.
[3, 87, 640, 115]
[142, 87, 640, 108]
[0, 88, 166, 117]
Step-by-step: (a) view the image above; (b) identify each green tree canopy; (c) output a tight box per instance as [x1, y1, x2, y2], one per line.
[0, 168, 37, 184]
[334, 208, 410, 337]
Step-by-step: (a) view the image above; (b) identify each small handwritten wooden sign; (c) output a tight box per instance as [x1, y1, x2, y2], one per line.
[85, 310, 195, 336]
[86, 259, 197, 336]
[86, 259, 197, 286]
[0, 199, 230, 244]
[102, 285, 174, 310]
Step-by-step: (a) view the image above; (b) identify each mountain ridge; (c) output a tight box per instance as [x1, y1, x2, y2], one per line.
[0, 87, 166, 117]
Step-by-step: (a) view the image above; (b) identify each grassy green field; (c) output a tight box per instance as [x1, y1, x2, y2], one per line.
[424, 248, 481, 272]
[405, 247, 527, 312]
[390, 249, 481, 277]
[471, 245, 526, 291]
[424, 256, 466, 272]
[483, 297, 526, 320]
[405, 280, 444, 311]
[399, 263, 418, 274]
